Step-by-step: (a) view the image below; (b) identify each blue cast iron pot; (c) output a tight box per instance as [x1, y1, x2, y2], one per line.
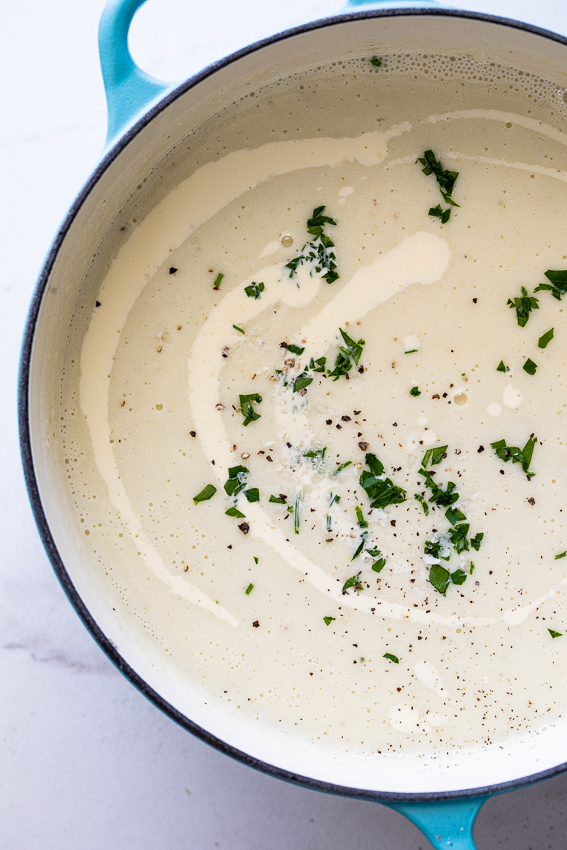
[19, 1, 567, 846]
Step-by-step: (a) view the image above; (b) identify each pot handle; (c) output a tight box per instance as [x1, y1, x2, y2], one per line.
[386, 796, 489, 848]
[98, 0, 173, 150]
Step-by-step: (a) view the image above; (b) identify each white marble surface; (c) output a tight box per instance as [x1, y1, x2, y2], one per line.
[4, 1, 567, 847]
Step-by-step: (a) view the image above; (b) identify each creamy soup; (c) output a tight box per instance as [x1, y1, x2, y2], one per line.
[62, 53, 567, 755]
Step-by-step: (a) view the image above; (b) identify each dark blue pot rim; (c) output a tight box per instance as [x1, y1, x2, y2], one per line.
[18, 5, 567, 803]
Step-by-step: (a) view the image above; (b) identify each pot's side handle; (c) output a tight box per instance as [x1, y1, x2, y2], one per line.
[386, 796, 489, 849]
[99, 0, 173, 150]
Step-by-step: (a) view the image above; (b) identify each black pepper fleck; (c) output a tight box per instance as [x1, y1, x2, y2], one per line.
[238, 523, 250, 534]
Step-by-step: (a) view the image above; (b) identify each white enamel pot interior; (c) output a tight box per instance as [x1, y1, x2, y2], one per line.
[20, 0, 567, 813]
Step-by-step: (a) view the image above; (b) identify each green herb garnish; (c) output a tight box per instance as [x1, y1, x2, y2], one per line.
[422, 445, 448, 468]
[496, 360, 510, 373]
[419, 469, 459, 507]
[294, 494, 300, 535]
[416, 149, 460, 222]
[269, 494, 287, 504]
[244, 488, 260, 503]
[286, 206, 339, 284]
[213, 272, 224, 290]
[548, 628, 563, 638]
[239, 392, 262, 426]
[414, 493, 429, 515]
[538, 328, 554, 349]
[555, 551, 567, 560]
[342, 572, 362, 593]
[448, 523, 470, 553]
[351, 539, 366, 561]
[429, 564, 451, 595]
[286, 343, 305, 355]
[410, 386, 421, 397]
[334, 461, 353, 475]
[244, 281, 265, 299]
[224, 465, 249, 499]
[491, 435, 536, 475]
[253, 556, 259, 564]
[450, 568, 468, 586]
[193, 484, 217, 504]
[233, 324, 245, 334]
[370, 56, 382, 67]
[507, 286, 539, 327]
[304, 447, 327, 460]
[327, 328, 365, 380]
[293, 372, 313, 393]
[523, 357, 537, 376]
[355, 506, 368, 528]
[371, 559, 386, 573]
[383, 653, 399, 664]
[323, 616, 336, 626]
[535, 270, 567, 301]
[424, 539, 449, 561]
[359, 453, 406, 509]
[309, 356, 326, 372]
[445, 506, 467, 526]
[470, 533, 484, 551]
[225, 506, 246, 518]
[245, 583, 254, 595]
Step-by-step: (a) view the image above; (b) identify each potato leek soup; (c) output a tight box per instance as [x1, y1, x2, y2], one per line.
[64, 54, 567, 755]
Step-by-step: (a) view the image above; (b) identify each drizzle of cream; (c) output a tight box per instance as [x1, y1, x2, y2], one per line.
[404, 335, 420, 353]
[338, 186, 355, 204]
[487, 402, 503, 418]
[502, 589, 555, 625]
[503, 385, 523, 409]
[260, 239, 281, 258]
[413, 660, 445, 697]
[388, 704, 429, 734]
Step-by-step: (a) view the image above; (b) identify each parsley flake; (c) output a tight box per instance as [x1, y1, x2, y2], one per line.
[269, 494, 287, 504]
[193, 484, 217, 504]
[225, 506, 246, 518]
[496, 360, 510, 373]
[244, 488, 260, 503]
[538, 328, 554, 349]
[422, 445, 448, 468]
[548, 628, 563, 638]
[233, 324, 245, 334]
[293, 372, 313, 393]
[555, 551, 567, 560]
[213, 272, 224, 290]
[491, 435, 536, 475]
[239, 393, 262, 426]
[327, 328, 365, 380]
[285, 343, 305, 355]
[414, 494, 429, 515]
[323, 616, 336, 626]
[355, 506, 368, 528]
[535, 270, 567, 300]
[370, 56, 382, 67]
[429, 564, 451, 595]
[523, 357, 537, 376]
[245, 583, 254, 595]
[224, 465, 249, 499]
[286, 206, 339, 284]
[507, 286, 539, 327]
[334, 461, 353, 475]
[244, 281, 265, 299]
[359, 452, 406, 509]
[383, 653, 399, 664]
[342, 573, 362, 593]
[416, 149, 460, 222]
[410, 386, 421, 397]
[470, 533, 484, 551]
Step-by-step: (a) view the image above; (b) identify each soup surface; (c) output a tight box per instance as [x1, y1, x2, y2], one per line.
[63, 53, 567, 755]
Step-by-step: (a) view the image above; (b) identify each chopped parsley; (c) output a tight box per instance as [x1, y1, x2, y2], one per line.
[424, 539, 449, 561]
[523, 357, 537, 376]
[342, 572, 362, 593]
[309, 356, 326, 372]
[304, 447, 327, 460]
[445, 506, 467, 526]
[355, 506, 368, 528]
[538, 328, 554, 349]
[253, 556, 259, 564]
[429, 564, 468, 595]
[383, 653, 399, 664]
[359, 452, 406, 509]
[419, 469, 459, 507]
[244, 488, 260, 503]
[410, 386, 421, 397]
[213, 272, 224, 290]
[534, 270, 567, 300]
[507, 286, 539, 327]
[555, 551, 567, 560]
[491, 435, 536, 476]
[422, 445, 448, 468]
[225, 506, 246, 518]
[370, 56, 382, 67]
[334, 461, 353, 475]
[285, 343, 305, 355]
[327, 328, 365, 380]
[470, 532, 484, 551]
[414, 493, 429, 515]
[323, 616, 336, 626]
[371, 559, 386, 573]
[496, 360, 510, 373]
[548, 628, 563, 638]
[351, 538, 366, 561]
[448, 523, 470, 553]
[269, 494, 287, 504]
[233, 324, 245, 334]
[224, 466, 249, 500]
[293, 372, 313, 393]
[244, 281, 265, 299]
[245, 583, 254, 595]
[294, 494, 301, 534]
[450, 568, 468, 586]
[416, 149, 460, 222]
[193, 484, 217, 504]
[239, 392, 262, 426]
[286, 206, 339, 284]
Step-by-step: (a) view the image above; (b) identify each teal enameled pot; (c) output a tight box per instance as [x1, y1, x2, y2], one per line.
[19, 1, 567, 846]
